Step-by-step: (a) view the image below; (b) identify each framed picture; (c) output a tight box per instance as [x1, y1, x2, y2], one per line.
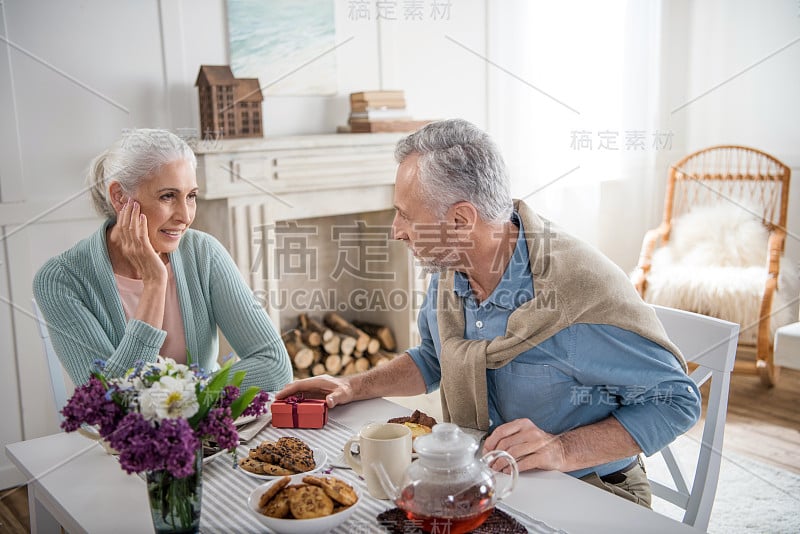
[227, 0, 337, 96]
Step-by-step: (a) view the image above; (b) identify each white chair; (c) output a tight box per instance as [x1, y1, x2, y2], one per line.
[774, 320, 800, 371]
[649, 305, 738, 531]
[32, 298, 68, 422]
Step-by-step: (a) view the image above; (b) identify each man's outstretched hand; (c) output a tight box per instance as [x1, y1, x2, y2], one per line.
[275, 374, 354, 408]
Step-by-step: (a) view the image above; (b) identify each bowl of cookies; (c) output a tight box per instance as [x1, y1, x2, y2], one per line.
[247, 474, 361, 534]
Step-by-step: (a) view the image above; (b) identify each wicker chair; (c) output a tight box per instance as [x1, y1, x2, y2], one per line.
[632, 146, 792, 386]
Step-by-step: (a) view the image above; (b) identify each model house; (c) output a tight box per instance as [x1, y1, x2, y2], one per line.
[195, 65, 263, 139]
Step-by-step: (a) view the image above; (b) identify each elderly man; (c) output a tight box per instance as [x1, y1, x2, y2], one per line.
[277, 119, 701, 507]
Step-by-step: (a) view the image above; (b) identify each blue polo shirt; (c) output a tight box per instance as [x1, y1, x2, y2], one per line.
[407, 215, 701, 478]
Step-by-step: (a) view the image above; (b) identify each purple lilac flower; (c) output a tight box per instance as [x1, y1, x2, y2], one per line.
[108, 413, 162, 474]
[60, 377, 122, 434]
[241, 391, 272, 417]
[197, 407, 238, 450]
[155, 418, 201, 478]
[218, 385, 239, 409]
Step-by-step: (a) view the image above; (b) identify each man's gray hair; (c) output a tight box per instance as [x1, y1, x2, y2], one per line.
[394, 119, 513, 223]
[88, 129, 197, 219]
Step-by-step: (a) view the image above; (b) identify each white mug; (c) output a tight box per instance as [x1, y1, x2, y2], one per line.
[344, 422, 412, 499]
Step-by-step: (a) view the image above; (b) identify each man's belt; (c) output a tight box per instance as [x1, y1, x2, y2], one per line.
[599, 459, 639, 485]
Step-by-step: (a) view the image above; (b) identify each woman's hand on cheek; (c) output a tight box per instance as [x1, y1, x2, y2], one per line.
[119, 200, 167, 284]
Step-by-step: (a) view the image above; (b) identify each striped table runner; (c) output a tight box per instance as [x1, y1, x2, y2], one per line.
[200, 417, 562, 533]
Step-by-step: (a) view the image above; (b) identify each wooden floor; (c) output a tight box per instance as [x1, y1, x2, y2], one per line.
[0, 485, 29, 534]
[696, 351, 800, 475]
[1, 357, 798, 533]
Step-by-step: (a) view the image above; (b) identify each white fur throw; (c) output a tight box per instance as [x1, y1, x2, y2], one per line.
[641, 204, 800, 345]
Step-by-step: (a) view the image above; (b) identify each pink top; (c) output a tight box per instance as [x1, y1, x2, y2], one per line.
[114, 264, 187, 363]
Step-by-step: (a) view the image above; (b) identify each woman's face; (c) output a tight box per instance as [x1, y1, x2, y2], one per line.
[130, 159, 199, 255]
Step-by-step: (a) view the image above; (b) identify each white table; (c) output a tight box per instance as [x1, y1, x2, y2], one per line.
[7, 398, 702, 534]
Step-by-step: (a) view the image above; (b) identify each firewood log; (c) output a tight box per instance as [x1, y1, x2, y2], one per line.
[300, 330, 322, 347]
[282, 329, 314, 369]
[339, 335, 357, 356]
[353, 321, 397, 352]
[311, 362, 327, 376]
[299, 313, 334, 342]
[366, 352, 390, 368]
[324, 312, 370, 353]
[324, 354, 342, 375]
[293, 368, 311, 379]
[354, 357, 370, 373]
[323, 335, 341, 355]
[292, 350, 314, 370]
[366, 338, 381, 355]
[341, 361, 358, 376]
[281, 329, 298, 344]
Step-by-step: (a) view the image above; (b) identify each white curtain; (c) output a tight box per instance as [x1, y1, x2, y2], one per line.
[487, 0, 682, 270]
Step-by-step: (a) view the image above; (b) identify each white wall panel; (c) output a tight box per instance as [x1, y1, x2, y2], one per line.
[0, 234, 25, 488]
[682, 0, 800, 268]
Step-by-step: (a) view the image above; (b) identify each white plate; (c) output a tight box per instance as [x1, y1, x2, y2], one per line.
[236, 447, 328, 480]
[203, 446, 227, 465]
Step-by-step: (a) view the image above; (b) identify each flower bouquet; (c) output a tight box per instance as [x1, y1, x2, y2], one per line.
[60, 357, 271, 534]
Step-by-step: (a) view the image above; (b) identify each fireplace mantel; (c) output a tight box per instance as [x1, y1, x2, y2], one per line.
[192, 133, 422, 353]
[194, 133, 406, 200]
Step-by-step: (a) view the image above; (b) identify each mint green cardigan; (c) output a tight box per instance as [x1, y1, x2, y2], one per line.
[33, 220, 292, 391]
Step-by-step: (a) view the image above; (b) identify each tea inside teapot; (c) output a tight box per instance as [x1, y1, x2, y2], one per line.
[395, 478, 495, 533]
[378, 423, 518, 534]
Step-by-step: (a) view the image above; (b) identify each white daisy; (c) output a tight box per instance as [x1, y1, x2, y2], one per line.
[138, 375, 199, 421]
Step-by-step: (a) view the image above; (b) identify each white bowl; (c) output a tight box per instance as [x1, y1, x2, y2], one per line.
[247, 473, 361, 534]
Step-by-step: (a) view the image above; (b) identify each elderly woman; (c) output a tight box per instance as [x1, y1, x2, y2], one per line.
[33, 129, 292, 391]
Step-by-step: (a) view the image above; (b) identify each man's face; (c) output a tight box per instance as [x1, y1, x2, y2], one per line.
[391, 154, 462, 272]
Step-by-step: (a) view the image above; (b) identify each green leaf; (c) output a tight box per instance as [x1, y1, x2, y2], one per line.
[92, 370, 109, 389]
[189, 359, 235, 427]
[229, 386, 260, 420]
[206, 359, 234, 393]
[230, 370, 247, 389]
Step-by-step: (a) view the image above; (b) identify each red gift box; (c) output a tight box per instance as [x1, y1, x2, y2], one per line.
[271, 396, 328, 429]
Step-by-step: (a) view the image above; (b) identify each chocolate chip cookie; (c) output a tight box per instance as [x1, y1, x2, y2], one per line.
[239, 457, 266, 475]
[303, 475, 358, 506]
[262, 487, 293, 518]
[288, 485, 334, 519]
[258, 476, 290, 509]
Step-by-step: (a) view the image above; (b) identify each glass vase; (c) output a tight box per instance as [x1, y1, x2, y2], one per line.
[146, 450, 203, 534]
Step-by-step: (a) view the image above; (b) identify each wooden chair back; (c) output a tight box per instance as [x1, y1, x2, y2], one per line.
[663, 145, 790, 244]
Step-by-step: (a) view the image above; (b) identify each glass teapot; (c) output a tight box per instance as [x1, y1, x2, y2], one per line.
[375, 422, 518, 534]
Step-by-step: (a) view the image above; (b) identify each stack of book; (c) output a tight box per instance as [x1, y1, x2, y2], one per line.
[345, 90, 431, 133]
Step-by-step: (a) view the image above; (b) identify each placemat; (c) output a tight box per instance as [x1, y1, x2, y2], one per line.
[377, 507, 527, 533]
